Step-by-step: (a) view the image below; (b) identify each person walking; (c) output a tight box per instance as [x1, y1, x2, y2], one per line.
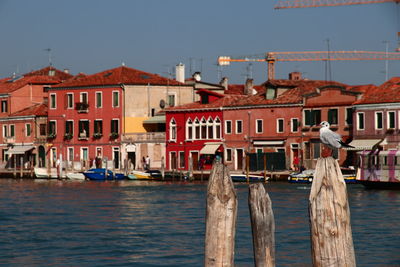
[145, 155, 150, 171]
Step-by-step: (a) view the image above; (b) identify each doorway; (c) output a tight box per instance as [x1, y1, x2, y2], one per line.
[236, 149, 244, 170]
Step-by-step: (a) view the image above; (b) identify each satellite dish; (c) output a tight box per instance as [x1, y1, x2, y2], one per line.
[160, 99, 166, 108]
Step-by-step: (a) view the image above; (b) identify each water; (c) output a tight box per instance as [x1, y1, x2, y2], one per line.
[0, 179, 399, 266]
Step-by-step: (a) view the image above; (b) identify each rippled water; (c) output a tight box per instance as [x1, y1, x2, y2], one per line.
[0, 179, 399, 266]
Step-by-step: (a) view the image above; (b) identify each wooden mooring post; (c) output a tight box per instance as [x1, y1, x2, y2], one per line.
[309, 157, 356, 267]
[248, 183, 275, 267]
[205, 162, 237, 267]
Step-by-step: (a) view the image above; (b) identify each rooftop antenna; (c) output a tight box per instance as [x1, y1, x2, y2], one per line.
[325, 38, 332, 81]
[246, 63, 253, 79]
[44, 48, 52, 66]
[383, 40, 389, 81]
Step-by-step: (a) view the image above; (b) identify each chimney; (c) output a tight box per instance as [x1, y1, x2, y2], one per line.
[175, 63, 185, 83]
[193, 72, 201, 82]
[245, 78, 254, 95]
[220, 77, 228, 90]
[289, 72, 302, 81]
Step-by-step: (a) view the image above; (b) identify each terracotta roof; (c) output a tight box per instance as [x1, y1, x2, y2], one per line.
[24, 66, 73, 80]
[52, 66, 184, 88]
[265, 79, 346, 89]
[9, 103, 47, 117]
[166, 95, 244, 111]
[224, 84, 264, 95]
[354, 77, 400, 105]
[0, 75, 61, 94]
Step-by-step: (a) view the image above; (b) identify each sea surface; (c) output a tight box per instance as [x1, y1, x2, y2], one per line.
[0, 179, 399, 266]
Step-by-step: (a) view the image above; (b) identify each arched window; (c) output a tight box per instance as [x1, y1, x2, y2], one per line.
[169, 118, 176, 141]
[194, 118, 200, 140]
[186, 118, 193, 140]
[215, 117, 221, 139]
[201, 117, 207, 139]
[207, 117, 214, 139]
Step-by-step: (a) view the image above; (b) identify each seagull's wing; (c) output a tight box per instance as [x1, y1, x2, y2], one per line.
[320, 128, 342, 149]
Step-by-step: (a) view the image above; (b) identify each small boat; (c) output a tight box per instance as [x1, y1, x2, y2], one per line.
[34, 167, 61, 179]
[230, 173, 268, 182]
[127, 170, 152, 180]
[83, 168, 125, 181]
[66, 172, 85, 180]
[288, 169, 357, 184]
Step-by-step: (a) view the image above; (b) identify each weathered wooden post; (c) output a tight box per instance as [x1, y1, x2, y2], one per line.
[309, 157, 356, 267]
[161, 156, 165, 180]
[13, 157, 17, 178]
[205, 162, 237, 267]
[249, 183, 275, 267]
[246, 153, 250, 183]
[263, 154, 267, 183]
[20, 157, 23, 178]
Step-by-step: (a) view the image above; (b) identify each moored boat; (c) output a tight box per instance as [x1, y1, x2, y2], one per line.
[127, 170, 152, 180]
[66, 172, 85, 180]
[34, 167, 61, 179]
[288, 169, 357, 184]
[230, 173, 268, 183]
[83, 168, 125, 181]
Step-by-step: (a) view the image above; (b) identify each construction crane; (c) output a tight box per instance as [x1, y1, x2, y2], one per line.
[218, 51, 400, 80]
[274, 0, 399, 9]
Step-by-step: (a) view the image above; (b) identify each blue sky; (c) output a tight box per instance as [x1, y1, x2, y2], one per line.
[0, 0, 399, 86]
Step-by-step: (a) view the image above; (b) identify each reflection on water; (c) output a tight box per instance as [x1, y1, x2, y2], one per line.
[0, 179, 399, 266]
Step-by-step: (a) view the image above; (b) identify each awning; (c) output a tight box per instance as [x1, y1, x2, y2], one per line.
[5, 145, 35, 155]
[253, 140, 285, 146]
[143, 115, 165, 124]
[345, 139, 386, 151]
[200, 143, 222, 154]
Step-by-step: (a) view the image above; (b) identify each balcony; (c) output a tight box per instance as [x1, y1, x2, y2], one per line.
[3, 136, 15, 144]
[123, 132, 166, 143]
[78, 131, 89, 140]
[75, 102, 89, 113]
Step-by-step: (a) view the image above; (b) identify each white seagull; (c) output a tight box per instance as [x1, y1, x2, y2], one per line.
[319, 121, 354, 149]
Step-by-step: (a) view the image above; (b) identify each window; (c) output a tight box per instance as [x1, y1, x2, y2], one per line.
[68, 147, 74, 162]
[388, 111, 396, 129]
[256, 119, 263, 133]
[186, 119, 193, 140]
[168, 94, 175, 107]
[304, 109, 321, 126]
[215, 117, 221, 139]
[225, 148, 232, 162]
[9, 125, 14, 137]
[313, 143, 320, 159]
[96, 92, 102, 108]
[194, 118, 200, 139]
[48, 121, 56, 136]
[291, 118, 299, 132]
[346, 107, 353, 125]
[375, 112, 383, 130]
[94, 120, 103, 135]
[357, 112, 365, 130]
[328, 109, 338, 125]
[277, 118, 284, 133]
[207, 117, 214, 139]
[39, 124, 46, 136]
[2, 125, 7, 137]
[111, 119, 119, 134]
[65, 121, 73, 135]
[78, 120, 89, 138]
[50, 93, 56, 109]
[179, 151, 185, 168]
[236, 120, 243, 134]
[25, 124, 31, 137]
[66, 93, 73, 109]
[1, 100, 7, 113]
[225, 120, 232, 134]
[80, 92, 88, 104]
[201, 94, 209, 104]
[169, 118, 176, 141]
[201, 118, 207, 139]
[112, 91, 119, 107]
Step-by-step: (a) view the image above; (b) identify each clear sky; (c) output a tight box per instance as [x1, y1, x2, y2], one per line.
[0, 0, 399, 86]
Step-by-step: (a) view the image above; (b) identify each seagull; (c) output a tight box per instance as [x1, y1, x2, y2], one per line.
[319, 121, 354, 149]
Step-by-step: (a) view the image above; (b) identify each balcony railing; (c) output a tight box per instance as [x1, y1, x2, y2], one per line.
[123, 132, 165, 143]
[75, 102, 89, 113]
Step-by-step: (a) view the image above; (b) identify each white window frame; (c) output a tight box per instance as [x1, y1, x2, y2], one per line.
[179, 151, 185, 168]
[277, 118, 284, 133]
[96, 91, 103, 108]
[111, 118, 120, 134]
[207, 117, 214, 140]
[291, 118, 299, 133]
[235, 120, 243, 134]
[66, 120, 74, 135]
[80, 92, 88, 103]
[112, 147, 120, 169]
[2, 125, 8, 137]
[357, 112, 365, 130]
[225, 148, 232, 162]
[67, 93, 74, 109]
[345, 107, 353, 126]
[387, 111, 396, 129]
[256, 119, 263, 134]
[375, 111, 383, 130]
[112, 90, 120, 107]
[186, 118, 193, 141]
[169, 118, 177, 142]
[200, 117, 207, 139]
[225, 120, 232, 134]
[194, 118, 200, 140]
[67, 147, 74, 162]
[168, 93, 176, 107]
[25, 123, 31, 137]
[80, 147, 89, 161]
[50, 93, 56, 109]
[214, 117, 221, 139]
[9, 124, 15, 137]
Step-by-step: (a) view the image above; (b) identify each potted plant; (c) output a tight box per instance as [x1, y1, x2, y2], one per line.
[109, 132, 119, 139]
[48, 133, 56, 139]
[64, 133, 73, 140]
[93, 132, 103, 139]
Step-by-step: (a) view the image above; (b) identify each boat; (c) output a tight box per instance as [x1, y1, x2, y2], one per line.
[230, 173, 268, 183]
[34, 167, 62, 179]
[356, 150, 400, 189]
[66, 172, 86, 180]
[83, 168, 125, 181]
[127, 170, 152, 180]
[288, 168, 357, 184]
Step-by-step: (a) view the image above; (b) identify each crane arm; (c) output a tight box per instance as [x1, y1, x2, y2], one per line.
[267, 51, 400, 61]
[275, 0, 398, 9]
